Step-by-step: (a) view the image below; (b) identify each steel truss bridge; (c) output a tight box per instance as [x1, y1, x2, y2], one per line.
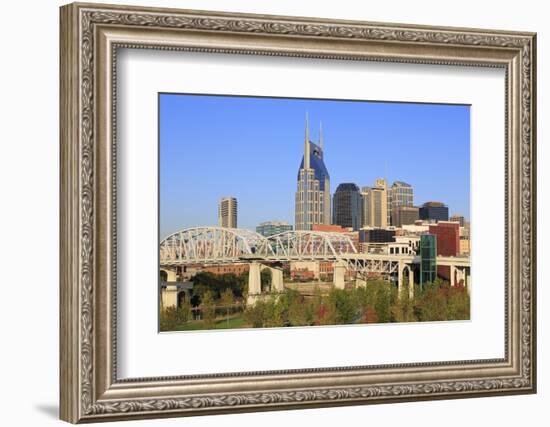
[160, 227, 358, 266]
[160, 227, 470, 293]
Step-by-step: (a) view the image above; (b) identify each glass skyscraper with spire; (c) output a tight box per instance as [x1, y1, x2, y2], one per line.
[295, 115, 331, 230]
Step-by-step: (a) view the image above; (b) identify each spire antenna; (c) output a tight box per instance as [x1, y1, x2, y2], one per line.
[304, 112, 310, 169]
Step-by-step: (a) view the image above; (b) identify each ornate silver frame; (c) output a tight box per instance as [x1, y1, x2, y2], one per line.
[60, 2, 537, 423]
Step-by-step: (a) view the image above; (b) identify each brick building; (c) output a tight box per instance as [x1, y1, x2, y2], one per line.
[428, 221, 460, 281]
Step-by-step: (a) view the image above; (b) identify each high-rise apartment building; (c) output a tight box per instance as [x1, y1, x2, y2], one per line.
[332, 183, 362, 230]
[256, 221, 293, 237]
[218, 197, 237, 228]
[361, 179, 388, 228]
[295, 115, 331, 230]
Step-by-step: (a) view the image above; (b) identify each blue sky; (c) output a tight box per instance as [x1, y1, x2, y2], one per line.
[160, 94, 470, 238]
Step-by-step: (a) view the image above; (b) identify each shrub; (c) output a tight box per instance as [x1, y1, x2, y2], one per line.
[159, 306, 178, 331]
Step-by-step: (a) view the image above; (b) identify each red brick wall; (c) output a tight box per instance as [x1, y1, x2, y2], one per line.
[429, 222, 459, 256]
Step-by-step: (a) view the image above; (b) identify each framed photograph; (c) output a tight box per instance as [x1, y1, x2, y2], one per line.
[60, 2, 537, 423]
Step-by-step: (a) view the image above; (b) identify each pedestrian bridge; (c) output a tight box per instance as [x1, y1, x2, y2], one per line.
[159, 226, 470, 303]
[159, 226, 358, 266]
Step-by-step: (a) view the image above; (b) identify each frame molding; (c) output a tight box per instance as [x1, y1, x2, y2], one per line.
[60, 2, 536, 423]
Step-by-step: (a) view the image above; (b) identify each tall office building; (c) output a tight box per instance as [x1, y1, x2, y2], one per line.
[332, 183, 362, 230]
[419, 201, 449, 222]
[295, 115, 331, 230]
[218, 196, 237, 228]
[374, 178, 391, 225]
[391, 206, 420, 227]
[256, 221, 293, 237]
[361, 179, 388, 228]
[390, 181, 414, 208]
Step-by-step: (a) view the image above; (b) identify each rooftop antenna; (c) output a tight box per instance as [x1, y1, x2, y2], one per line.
[304, 112, 310, 169]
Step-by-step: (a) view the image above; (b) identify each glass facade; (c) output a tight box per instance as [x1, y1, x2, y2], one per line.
[333, 183, 362, 230]
[420, 234, 437, 288]
[389, 181, 413, 225]
[295, 139, 331, 230]
[256, 221, 293, 237]
[419, 201, 449, 222]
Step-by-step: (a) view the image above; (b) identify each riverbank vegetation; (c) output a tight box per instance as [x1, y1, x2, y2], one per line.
[160, 275, 469, 331]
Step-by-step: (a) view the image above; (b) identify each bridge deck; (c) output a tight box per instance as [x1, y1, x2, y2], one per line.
[161, 254, 470, 267]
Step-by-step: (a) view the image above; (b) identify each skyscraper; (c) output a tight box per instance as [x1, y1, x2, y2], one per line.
[419, 201, 449, 222]
[361, 179, 388, 228]
[391, 206, 419, 227]
[218, 196, 237, 228]
[390, 181, 414, 209]
[375, 178, 391, 225]
[332, 183, 362, 230]
[295, 115, 331, 230]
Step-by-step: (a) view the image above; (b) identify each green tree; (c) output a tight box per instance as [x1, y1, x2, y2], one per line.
[370, 281, 394, 323]
[201, 290, 216, 328]
[329, 288, 359, 324]
[159, 306, 178, 331]
[415, 283, 447, 321]
[287, 293, 309, 326]
[244, 300, 266, 328]
[263, 297, 285, 328]
[176, 299, 192, 324]
[391, 285, 416, 322]
[220, 288, 235, 327]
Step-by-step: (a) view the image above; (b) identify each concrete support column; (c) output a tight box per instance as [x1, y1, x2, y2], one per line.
[161, 269, 177, 282]
[466, 268, 471, 296]
[269, 267, 284, 292]
[247, 263, 262, 305]
[161, 285, 178, 310]
[397, 261, 403, 297]
[333, 260, 347, 289]
[450, 265, 456, 287]
[408, 266, 414, 300]
[356, 276, 367, 288]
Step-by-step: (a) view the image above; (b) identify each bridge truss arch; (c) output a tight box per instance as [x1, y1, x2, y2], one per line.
[160, 226, 271, 266]
[264, 230, 358, 261]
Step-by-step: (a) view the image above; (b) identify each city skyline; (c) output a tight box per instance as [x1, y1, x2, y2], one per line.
[160, 93, 470, 238]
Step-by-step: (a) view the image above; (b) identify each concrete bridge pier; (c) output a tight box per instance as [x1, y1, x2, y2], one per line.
[333, 260, 347, 289]
[160, 268, 178, 310]
[160, 268, 177, 282]
[265, 266, 284, 292]
[247, 262, 262, 305]
[161, 285, 178, 309]
[397, 262, 414, 300]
